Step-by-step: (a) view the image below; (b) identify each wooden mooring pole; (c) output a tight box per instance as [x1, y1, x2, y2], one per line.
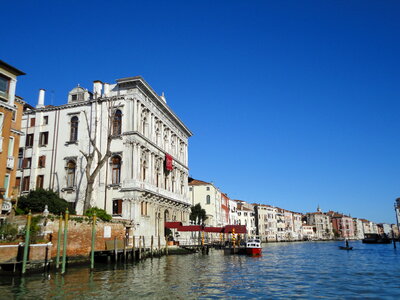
[151, 236, 154, 257]
[132, 236, 136, 261]
[56, 214, 63, 269]
[114, 237, 118, 262]
[22, 211, 32, 275]
[158, 235, 161, 256]
[90, 212, 97, 270]
[139, 236, 142, 260]
[61, 209, 69, 275]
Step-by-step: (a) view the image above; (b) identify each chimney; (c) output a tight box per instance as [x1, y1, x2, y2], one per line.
[103, 83, 110, 97]
[93, 81, 103, 99]
[160, 92, 167, 103]
[37, 89, 45, 108]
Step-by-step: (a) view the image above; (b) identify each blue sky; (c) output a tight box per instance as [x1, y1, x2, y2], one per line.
[2, 1, 399, 223]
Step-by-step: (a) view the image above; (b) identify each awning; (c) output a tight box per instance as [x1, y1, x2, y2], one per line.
[165, 222, 183, 229]
[204, 227, 224, 233]
[223, 225, 247, 234]
[177, 225, 204, 232]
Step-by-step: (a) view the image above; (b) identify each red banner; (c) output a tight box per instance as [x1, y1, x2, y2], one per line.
[165, 154, 173, 171]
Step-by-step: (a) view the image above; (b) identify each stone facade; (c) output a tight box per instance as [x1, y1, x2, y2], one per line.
[16, 77, 192, 239]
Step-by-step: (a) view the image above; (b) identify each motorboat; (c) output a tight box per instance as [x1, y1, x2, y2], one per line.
[362, 233, 391, 244]
[246, 237, 262, 256]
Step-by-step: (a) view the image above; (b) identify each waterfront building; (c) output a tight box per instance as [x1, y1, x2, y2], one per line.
[377, 223, 392, 236]
[16, 77, 192, 239]
[305, 207, 333, 240]
[255, 204, 275, 242]
[228, 198, 239, 225]
[221, 193, 230, 226]
[188, 178, 223, 226]
[236, 200, 256, 235]
[276, 207, 286, 241]
[327, 211, 355, 239]
[301, 223, 315, 240]
[353, 218, 365, 240]
[292, 211, 303, 240]
[391, 224, 399, 238]
[0, 60, 25, 216]
[283, 210, 294, 240]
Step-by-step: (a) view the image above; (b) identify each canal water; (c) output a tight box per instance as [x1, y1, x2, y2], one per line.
[1, 241, 399, 299]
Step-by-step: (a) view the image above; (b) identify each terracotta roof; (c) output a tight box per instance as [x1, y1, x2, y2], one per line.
[188, 178, 211, 186]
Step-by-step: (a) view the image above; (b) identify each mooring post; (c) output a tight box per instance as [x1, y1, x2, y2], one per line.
[22, 211, 32, 275]
[123, 237, 127, 261]
[139, 236, 142, 260]
[143, 236, 146, 258]
[132, 236, 136, 261]
[158, 235, 161, 256]
[151, 236, 154, 257]
[90, 211, 97, 270]
[114, 237, 118, 262]
[61, 209, 69, 275]
[393, 230, 397, 249]
[56, 213, 63, 269]
[165, 237, 169, 255]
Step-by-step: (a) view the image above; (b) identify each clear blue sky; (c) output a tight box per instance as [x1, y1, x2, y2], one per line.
[2, 1, 399, 224]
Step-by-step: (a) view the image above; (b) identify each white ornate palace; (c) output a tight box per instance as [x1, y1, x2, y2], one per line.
[16, 76, 192, 238]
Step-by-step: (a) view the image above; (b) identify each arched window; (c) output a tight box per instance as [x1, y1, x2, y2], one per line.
[66, 160, 76, 187]
[111, 156, 121, 184]
[113, 110, 122, 135]
[70, 116, 78, 142]
[206, 195, 211, 204]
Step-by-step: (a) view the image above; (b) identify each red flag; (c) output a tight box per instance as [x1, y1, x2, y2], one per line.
[165, 154, 173, 171]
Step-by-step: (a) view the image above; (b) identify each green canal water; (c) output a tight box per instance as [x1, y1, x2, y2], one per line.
[1, 241, 399, 299]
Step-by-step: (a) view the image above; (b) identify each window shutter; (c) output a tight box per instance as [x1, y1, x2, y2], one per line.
[42, 155, 46, 167]
[118, 199, 122, 214]
[22, 158, 27, 168]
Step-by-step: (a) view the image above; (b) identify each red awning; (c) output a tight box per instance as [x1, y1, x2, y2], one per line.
[165, 222, 183, 229]
[223, 225, 247, 234]
[165, 154, 173, 171]
[204, 227, 224, 233]
[177, 225, 203, 232]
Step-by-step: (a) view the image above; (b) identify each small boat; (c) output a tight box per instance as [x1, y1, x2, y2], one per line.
[339, 246, 353, 250]
[362, 233, 391, 244]
[246, 237, 262, 256]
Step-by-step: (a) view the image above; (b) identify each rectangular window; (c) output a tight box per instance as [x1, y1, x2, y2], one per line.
[141, 201, 148, 216]
[36, 175, 44, 189]
[25, 134, 34, 147]
[30, 118, 36, 127]
[43, 116, 48, 125]
[206, 187, 210, 191]
[38, 155, 46, 168]
[15, 177, 21, 193]
[18, 148, 24, 169]
[39, 132, 48, 146]
[23, 158, 32, 169]
[8, 136, 14, 156]
[12, 109, 16, 121]
[0, 75, 9, 98]
[22, 176, 30, 191]
[112, 199, 122, 215]
[4, 174, 10, 197]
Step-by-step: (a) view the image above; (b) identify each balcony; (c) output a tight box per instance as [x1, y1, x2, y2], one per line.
[6, 156, 14, 169]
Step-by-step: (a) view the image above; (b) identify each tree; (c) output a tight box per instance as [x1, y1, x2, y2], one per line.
[17, 189, 76, 215]
[189, 204, 207, 225]
[80, 99, 117, 212]
[84, 207, 112, 222]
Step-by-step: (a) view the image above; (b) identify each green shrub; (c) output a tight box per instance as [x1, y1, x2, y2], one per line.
[84, 207, 112, 222]
[0, 222, 19, 242]
[17, 189, 76, 215]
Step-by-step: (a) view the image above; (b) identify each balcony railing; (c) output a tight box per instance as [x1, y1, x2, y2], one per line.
[6, 156, 14, 169]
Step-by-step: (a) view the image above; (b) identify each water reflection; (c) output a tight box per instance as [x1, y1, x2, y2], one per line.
[1, 241, 399, 299]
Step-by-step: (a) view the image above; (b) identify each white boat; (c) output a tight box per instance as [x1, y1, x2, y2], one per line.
[246, 237, 262, 256]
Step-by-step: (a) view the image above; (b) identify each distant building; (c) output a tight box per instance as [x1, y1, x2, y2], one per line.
[353, 218, 364, 240]
[188, 178, 223, 226]
[306, 207, 333, 240]
[326, 211, 355, 239]
[301, 223, 315, 240]
[236, 200, 256, 235]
